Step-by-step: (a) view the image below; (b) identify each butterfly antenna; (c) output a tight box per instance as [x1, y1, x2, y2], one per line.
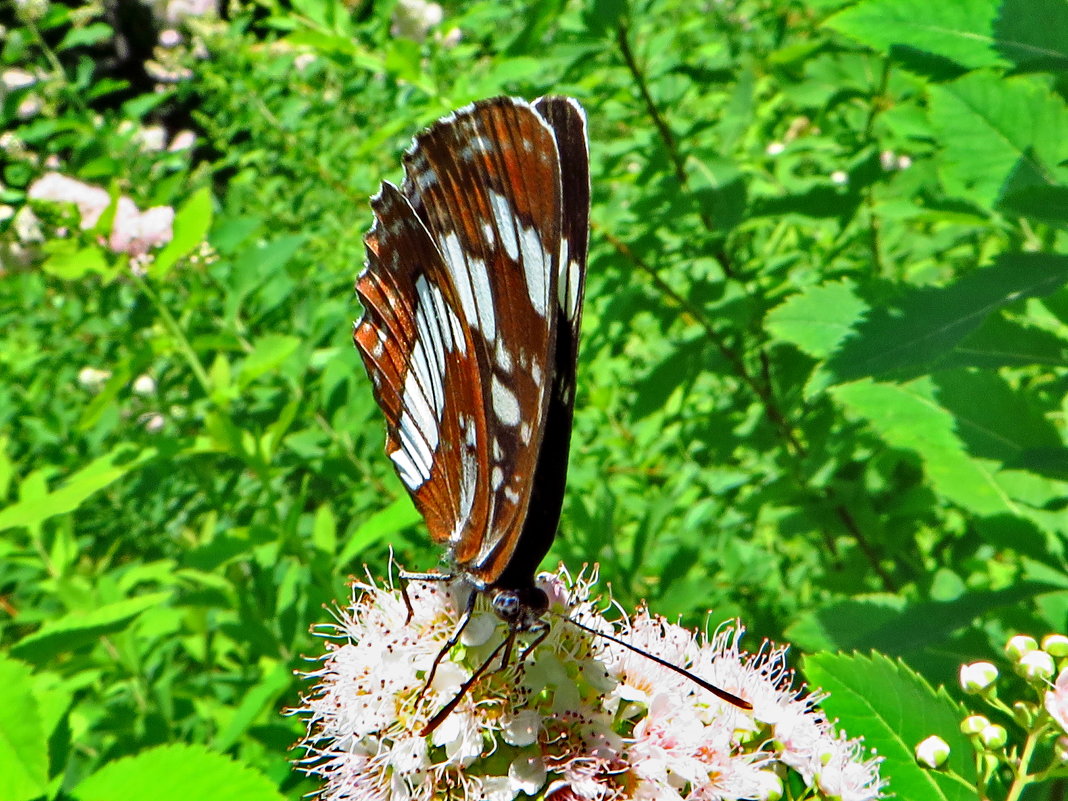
[421, 629, 516, 736]
[555, 612, 753, 710]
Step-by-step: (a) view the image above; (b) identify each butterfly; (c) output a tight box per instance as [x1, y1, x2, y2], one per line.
[354, 96, 748, 731]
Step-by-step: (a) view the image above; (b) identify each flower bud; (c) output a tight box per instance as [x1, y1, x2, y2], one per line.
[979, 724, 1008, 749]
[132, 373, 156, 396]
[1005, 635, 1038, 660]
[1042, 634, 1068, 657]
[1015, 650, 1055, 681]
[1056, 736, 1068, 764]
[915, 735, 950, 768]
[961, 715, 989, 735]
[959, 661, 998, 693]
[754, 770, 783, 801]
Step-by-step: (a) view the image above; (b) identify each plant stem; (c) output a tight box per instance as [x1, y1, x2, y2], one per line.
[131, 273, 214, 399]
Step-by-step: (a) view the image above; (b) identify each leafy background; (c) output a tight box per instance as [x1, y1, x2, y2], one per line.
[2, 0, 1067, 798]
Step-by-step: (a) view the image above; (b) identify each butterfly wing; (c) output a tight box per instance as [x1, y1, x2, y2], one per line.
[354, 97, 569, 586]
[493, 96, 590, 589]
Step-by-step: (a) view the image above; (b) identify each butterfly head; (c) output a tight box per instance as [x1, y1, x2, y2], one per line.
[489, 585, 548, 631]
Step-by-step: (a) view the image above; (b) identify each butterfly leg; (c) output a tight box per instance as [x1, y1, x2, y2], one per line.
[417, 585, 478, 700]
[399, 569, 453, 624]
[518, 619, 551, 663]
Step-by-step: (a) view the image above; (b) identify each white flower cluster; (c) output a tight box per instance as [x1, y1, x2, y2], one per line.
[293, 567, 884, 801]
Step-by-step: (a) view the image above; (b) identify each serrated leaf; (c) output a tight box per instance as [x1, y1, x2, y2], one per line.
[791, 583, 1058, 654]
[151, 186, 213, 279]
[946, 314, 1068, 371]
[786, 595, 905, 652]
[933, 369, 1062, 466]
[825, 253, 1068, 383]
[72, 743, 284, 801]
[0, 446, 156, 533]
[929, 72, 1068, 207]
[11, 592, 173, 662]
[831, 378, 1016, 515]
[825, 0, 1068, 70]
[803, 652, 975, 801]
[765, 280, 868, 359]
[0, 657, 48, 801]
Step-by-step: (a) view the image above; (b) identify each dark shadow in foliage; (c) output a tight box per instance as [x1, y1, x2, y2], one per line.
[944, 315, 1068, 372]
[672, 66, 735, 86]
[993, 0, 1068, 73]
[976, 514, 1063, 560]
[745, 151, 883, 227]
[802, 581, 1061, 657]
[999, 146, 1057, 206]
[932, 369, 1068, 482]
[886, 44, 969, 81]
[749, 184, 862, 223]
[632, 336, 712, 420]
[692, 172, 747, 234]
[824, 254, 1068, 384]
[999, 185, 1068, 224]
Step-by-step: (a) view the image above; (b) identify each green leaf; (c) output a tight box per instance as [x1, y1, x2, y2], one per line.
[11, 592, 173, 663]
[339, 496, 421, 567]
[151, 186, 213, 279]
[312, 502, 338, 554]
[831, 378, 1016, 515]
[928, 72, 1068, 207]
[824, 253, 1068, 383]
[803, 652, 975, 801]
[0, 657, 48, 801]
[213, 664, 293, 752]
[826, 0, 1068, 70]
[57, 22, 114, 51]
[40, 240, 116, 280]
[765, 280, 868, 359]
[0, 446, 156, 533]
[72, 743, 284, 801]
[237, 334, 302, 388]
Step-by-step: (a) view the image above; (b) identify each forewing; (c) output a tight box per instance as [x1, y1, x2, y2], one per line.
[491, 96, 590, 587]
[400, 98, 564, 579]
[354, 182, 489, 549]
[359, 98, 565, 584]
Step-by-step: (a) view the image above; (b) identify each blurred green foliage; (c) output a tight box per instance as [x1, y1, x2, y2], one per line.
[1, 0, 1067, 797]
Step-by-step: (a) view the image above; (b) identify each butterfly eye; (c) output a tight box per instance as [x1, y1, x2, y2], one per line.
[491, 591, 522, 621]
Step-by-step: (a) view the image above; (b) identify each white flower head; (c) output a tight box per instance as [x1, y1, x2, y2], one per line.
[133, 373, 157, 396]
[291, 566, 884, 800]
[391, 0, 444, 41]
[78, 367, 112, 392]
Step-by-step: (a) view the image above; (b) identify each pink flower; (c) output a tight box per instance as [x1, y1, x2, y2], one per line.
[28, 172, 110, 229]
[1046, 668, 1068, 733]
[28, 172, 175, 257]
[108, 197, 175, 256]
